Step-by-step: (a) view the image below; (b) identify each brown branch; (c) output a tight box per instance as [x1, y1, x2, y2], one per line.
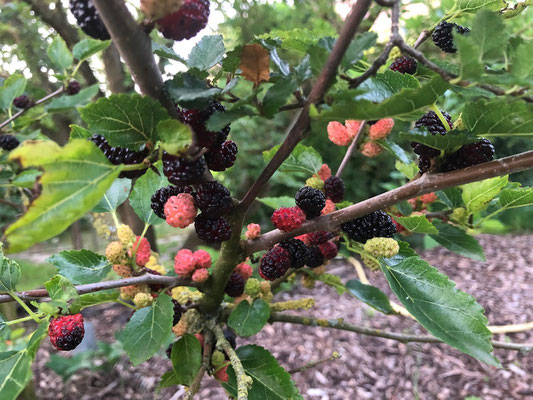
[182, 330, 213, 400]
[238, 0, 373, 210]
[394, 38, 533, 102]
[374, 0, 397, 6]
[0, 88, 64, 130]
[0, 198, 23, 211]
[246, 150, 533, 254]
[336, 120, 367, 177]
[270, 313, 533, 352]
[92, 0, 178, 118]
[0, 274, 196, 304]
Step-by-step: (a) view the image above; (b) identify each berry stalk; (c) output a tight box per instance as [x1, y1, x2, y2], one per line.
[430, 104, 452, 132]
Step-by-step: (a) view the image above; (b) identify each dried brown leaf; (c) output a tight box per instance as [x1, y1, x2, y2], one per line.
[239, 43, 270, 86]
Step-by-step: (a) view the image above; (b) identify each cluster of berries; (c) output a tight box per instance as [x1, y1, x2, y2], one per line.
[151, 181, 233, 243]
[270, 170, 345, 233]
[327, 119, 395, 158]
[412, 111, 494, 174]
[389, 55, 418, 75]
[341, 210, 396, 243]
[174, 248, 212, 283]
[225, 262, 253, 297]
[432, 21, 470, 53]
[259, 231, 338, 281]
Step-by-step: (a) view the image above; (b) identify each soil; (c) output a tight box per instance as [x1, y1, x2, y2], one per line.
[31, 234, 533, 400]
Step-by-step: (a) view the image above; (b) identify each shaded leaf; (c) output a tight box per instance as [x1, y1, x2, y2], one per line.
[228, 300, 271, 337]
[73, 38, 111, 61]
[346, 279, 395, 314]
[257, 196, 295, 210]
[187, 35, 225, 70]
[171, 334, 202, 385]
[430, 221, 485, 261]
[263, 143, 322, 175]
[46, 85, 99, 112]
[47, 250, 110, 285]
[0, 250, 20, 292]
[0, 74, 27, 111]
[156, 119, 192, 155]
[206, 107, 257, 131]
[164, 73, 221, 109]
[47, 36, 72, 70]
[92, 178, 131, 213]
[129, 161, 169, 225]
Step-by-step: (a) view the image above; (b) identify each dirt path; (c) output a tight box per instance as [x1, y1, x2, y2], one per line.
[32, 234, 533, 400]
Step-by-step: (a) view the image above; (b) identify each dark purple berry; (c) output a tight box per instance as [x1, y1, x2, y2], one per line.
[279, 239, 310, 269]
[295, 186, 326, 220]
[90, 134, 148, 179]
[225, 272, 245, 297]
[390, 56, 417, 74]
[0, 135, 20, 151]
[205, 140, 238, 172]
[162, 152, 206, 186]
[157, 0, 210, 41]
[70, 0, 110, 40]
[194, 213, 232, 243]
[13, 95, 32, 109]
[432, 21, 470, 53]
[259, 246, 291, 281]
[66, 81, 81, 95]
[194, 181, 233, 216]
[324, 176, 345, 203]
[306, 246, 324, 268]
[341, 210, 396, 243]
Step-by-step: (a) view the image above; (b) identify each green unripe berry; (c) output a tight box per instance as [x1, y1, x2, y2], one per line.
[211, 350, 225, 367]
[363, 237, 400, 258]
[244, 278, 261, 297]
[305, 177, 324, 191]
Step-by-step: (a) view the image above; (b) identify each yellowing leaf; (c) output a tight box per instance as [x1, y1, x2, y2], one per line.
[239, 44, 270, 85]
[5, 140, 121, 253]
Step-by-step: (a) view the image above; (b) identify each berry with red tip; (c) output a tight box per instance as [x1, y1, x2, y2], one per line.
[215, 365, 229, 382]
[194, 213, 232, 243]
[0, 135, 20, 151]
[48, 314, 85, 351]
[245, 223, 261, 240]
[130, 236, 151, 266]
[151, 185, 193, 219]
[324, 176, 345, 203]
[295, 186, 326, 220]
[66, 81, 81, 95]
[317, 164, 332, 181]
[327, 121, 352, 146]
[70, 0, 110, 40]
[13, 95, 32, 109]
[432, 21, 470, 53]
[162, 152, 206, 185]
[157, 0, 210, 41]
[174, 249, 196, 277]
[390, 56, 417, 74]
[192, 268, 209, 283]
[319, 241, 338, 260]
[225, 271, 246, 297]
[441, 139, 495, 172]
[361, 141, 383, 157]
[369, 118, 395, 140]
[235, 262, 253, 280]
[306, 247, 325, 268]
[194, 181, 233, 216]
[205, 140, 238, 171]
[341, 210, 396, 243]
[259, 246, 291, 281]
[279, 239, 310, 269]
[177, 101, 230, 148]
[164, 193, 197, 228]
[271, 207, 306, 232]
[90, 134, 148, 179]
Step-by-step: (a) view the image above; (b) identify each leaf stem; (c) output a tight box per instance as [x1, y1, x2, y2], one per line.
[116, 298, 137, 310]
[288, 352, 341, 374]
[430, 104, 451, 132]
[10, 293, 41, 322]
[6, 315, 42, 326]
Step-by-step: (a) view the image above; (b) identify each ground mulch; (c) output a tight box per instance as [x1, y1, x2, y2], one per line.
[31, 234, 533, 400]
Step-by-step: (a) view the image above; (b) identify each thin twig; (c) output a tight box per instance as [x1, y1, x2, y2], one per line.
[0, 198, 23, 211]
[212, 324, 251, 400]
[183, 330, 213, 400]
[288, 352, 342, 374]
[246, 150, 533, 254]
[271, 268, 296, 291]
[0, 274, 196, 304]
[269, 313, 533, 352]
[278, 102, 306, 112]
[336, 120, 367, 177]
[238, 0, 373, 211]
[0, 87, 64, 130]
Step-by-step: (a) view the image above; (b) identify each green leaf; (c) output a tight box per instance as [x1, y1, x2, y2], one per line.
[461, 99, 533, 137]
[511, 40, 533, 81]
[398, 129, 479, 151]
[46, 352, 94, 381]
[437, 187, 463, 208]
[498, 187, 533, 209]
[92, 178, 132, 213]
[164, 73, 221, 109]
[159, 370, 179, 388]
[0, 314, 9, 340]
[455, 34, 483, 81]
[152, 42, 187, 64]
[395, 161, 418, 180]
[206, 106, 256, 131]
[223, 345, 303, 400]
[316, 74, 449, 121]
[345, 279, 395, 314]
[455, 0, 505, 13]
[171, 333, 202, 386]
[47, 36, 73, 71]
[129, 161, 169, 225]
[228, 299, 271, 337]
[45, 275, 80, 313]
[5, 140, 121, 253]
[356, 70, 420, 103]
[47, 249, 111, 285]
[430, 221, 485, 261]
[263, 143, 322, 175]
[187, 35, 225, 70]
[342, 32, 377, 67]
[156, 119, 192, 155]
[257, 196, 295, 210]
[11, 169, 41, 189]
[0, 322, 49, 398]
[116, 293, 173, 366]
[45, 84, 99, 112]
[0, 74, 27, 111]
[78, 290, 119, 310]
[69, 124, 92, 140]
[0, 250, 21, 292]
[393, 215, 438, 234]
[461, 176, 508, 213]
[73, 39, 111, 61]
[381, 250, 499, 366]
[379, 138, 411, 164]
[80, 94, 170, 150]
[262, 78, 298, 118]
